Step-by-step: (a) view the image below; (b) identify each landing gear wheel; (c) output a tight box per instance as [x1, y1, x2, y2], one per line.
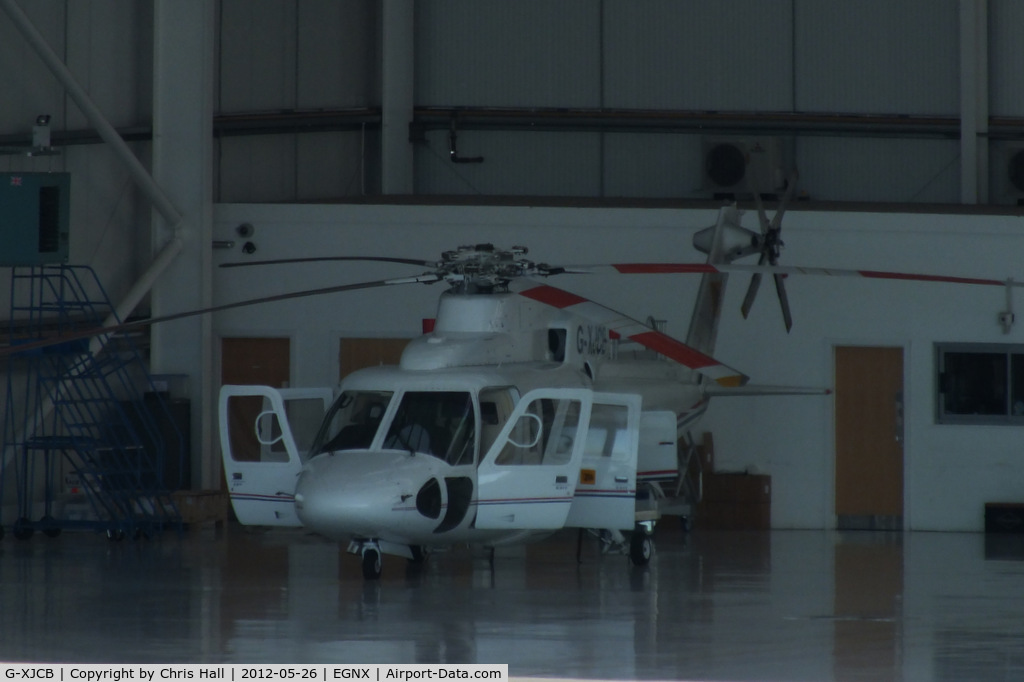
[629, 529, 653, 566]
[362, 547, 382, 580]
[106, 528, 126, 542]
[13, 518, 34, 540]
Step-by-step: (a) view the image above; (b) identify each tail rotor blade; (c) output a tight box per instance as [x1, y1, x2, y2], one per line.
[774, 272, 793, 332]
[751, 182, 771, 236]
[740, 272, 763, 320]
[769, 170, 800, 232]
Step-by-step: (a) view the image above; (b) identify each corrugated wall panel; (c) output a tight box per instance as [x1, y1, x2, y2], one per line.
[990, 0, 1024, 118]
[296, 0, 378, 109]
[217, 0, 378, 201]
[603, 0, 794, 111]
[415, 130, 602, 196]
[65, 1, 152, 129]
[415, 0, 602, 107]
[798, 138, 960, 203]
[0, 0, 67, 133]
[795, 0, 959, 115]
[218, 0, 297, 112]
[602, 133, 705, 198]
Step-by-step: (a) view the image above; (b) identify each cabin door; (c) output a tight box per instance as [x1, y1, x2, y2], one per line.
[219, 385, 333, 526]
[564, 393, 642, 531]
[476, 389, 592, 530]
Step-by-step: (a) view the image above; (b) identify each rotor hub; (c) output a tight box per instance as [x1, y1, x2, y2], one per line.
[438, 244, 556, 292]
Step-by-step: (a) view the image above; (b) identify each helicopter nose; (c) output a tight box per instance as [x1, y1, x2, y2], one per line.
[293, 451, 442, 541]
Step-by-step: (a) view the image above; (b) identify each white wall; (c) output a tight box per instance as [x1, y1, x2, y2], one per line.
[213, 201, 1024, 532]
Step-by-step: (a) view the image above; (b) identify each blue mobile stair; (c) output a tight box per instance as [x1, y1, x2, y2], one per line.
[0, 265, 185, 540]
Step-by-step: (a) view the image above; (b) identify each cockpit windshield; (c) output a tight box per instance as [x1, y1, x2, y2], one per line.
[310, 389, 478, 466]
[382, 391, 476, 466]
[310, 390, 393, 454]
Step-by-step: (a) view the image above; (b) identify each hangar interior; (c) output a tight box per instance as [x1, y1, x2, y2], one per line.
[3, 1, 1024, 678]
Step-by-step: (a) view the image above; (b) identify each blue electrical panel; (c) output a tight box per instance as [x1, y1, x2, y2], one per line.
[0, 172, 70, 265]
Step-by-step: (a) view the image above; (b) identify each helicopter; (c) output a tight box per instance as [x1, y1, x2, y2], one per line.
[216, 182, 831, 580]
[215, 180, 1024, 580]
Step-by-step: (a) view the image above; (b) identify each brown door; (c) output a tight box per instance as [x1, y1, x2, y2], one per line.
[834, 346, 904, 531]
[339, 338, 410, 380]
[221, 337, 291, 463]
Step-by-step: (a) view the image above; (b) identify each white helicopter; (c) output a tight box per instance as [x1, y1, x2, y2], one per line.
[216, 183, 828, 580]
[217, 184, 1017, 580]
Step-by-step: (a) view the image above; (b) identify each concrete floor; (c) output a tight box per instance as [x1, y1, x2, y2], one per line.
[2, 523, 1024, 681]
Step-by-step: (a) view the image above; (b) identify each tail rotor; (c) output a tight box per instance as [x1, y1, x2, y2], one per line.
[741, 171, 799, 331]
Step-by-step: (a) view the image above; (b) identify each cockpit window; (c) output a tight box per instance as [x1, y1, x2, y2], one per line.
[310, 390, 393, 454]
[383, 391, 475, 465]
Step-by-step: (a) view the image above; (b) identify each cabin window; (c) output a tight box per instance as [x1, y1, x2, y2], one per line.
[496, 396, 581, 466]
[548, 328, 567, 363]
[310, 390, 393, 454]
[283, 397, 331, 461]
[479, 387, 518, 458]
[936, 343, 1024, 424]
[584, 404, 631, 461]
[383, 391, 476, 465]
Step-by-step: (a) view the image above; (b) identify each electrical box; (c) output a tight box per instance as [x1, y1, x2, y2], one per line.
[0, 172, 70, 265]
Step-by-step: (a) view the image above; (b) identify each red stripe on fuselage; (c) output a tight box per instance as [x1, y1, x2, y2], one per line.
[630, 330, 718, 368]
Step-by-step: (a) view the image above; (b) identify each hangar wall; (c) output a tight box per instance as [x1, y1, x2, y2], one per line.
[212, 201, 1024, 533]
[5, 1, 1024, 222]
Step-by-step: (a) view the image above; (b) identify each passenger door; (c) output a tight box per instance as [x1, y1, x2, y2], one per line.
[219, 385, 333, 526]
[565, 393, 642, 531]
[475, 389, 592, 530]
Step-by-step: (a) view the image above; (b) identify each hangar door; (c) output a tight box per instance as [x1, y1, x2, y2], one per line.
[834, 346, 904, 531]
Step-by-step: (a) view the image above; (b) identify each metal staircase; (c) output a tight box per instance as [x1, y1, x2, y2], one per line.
[1, 265, 184, 540]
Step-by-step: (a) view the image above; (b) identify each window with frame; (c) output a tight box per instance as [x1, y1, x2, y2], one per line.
[936, 343, 1024, 424]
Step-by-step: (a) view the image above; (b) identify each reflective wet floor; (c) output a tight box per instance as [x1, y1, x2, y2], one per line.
[3, 523, 1024, 681]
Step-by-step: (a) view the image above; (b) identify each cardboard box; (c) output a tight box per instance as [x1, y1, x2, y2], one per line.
[697, 473, 772, 530]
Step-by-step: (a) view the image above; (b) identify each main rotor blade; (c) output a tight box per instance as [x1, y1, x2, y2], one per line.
[0, 273, 442, 358]
[516, 282, 749, 387]
[556, 261, 1016, 288]
[220, 256, 438, 269]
